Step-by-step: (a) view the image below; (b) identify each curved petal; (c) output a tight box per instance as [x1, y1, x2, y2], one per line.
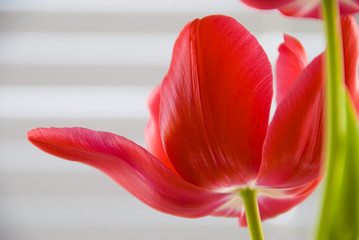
[240, 0, 359, 18]
[276, 34, 308, 104]
[144, 85, 177, 173]
[160, 15, 273, 189]
[278, 1, 359, 18]
[278, 0, 322, 18]
[27, 127, 228, 218]
[257, 54, 324, 189]
[240, 0, 293, 9]
[342, 15, 359, 114]
[338, 2, 359, 17]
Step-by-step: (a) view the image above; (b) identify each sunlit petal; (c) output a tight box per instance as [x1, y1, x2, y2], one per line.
[160, 15, 273, 189]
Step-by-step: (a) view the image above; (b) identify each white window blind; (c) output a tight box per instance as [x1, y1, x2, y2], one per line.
[1, 1, 327, 239]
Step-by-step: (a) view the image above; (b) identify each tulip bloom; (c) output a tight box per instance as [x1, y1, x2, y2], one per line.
[240, 0, 359, 18]
[27, 15, 358, 226]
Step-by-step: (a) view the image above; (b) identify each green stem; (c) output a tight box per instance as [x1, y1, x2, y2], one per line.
[240, 188, 264, 240]
[316, 0, 347, 238]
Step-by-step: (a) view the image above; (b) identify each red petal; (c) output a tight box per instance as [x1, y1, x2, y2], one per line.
[240, 0, 293, 9]
[160, 15, 273, 189]
[145, 85, 177, 173]
[276, 34, 308, 104]
[27, 127, 228, 218]
[257, 54, 324, 189]
[278, 1, 321, 18]
[338, 2, 359, 16]
[342, 15, 359, 114]
[279, 1, 359, 18]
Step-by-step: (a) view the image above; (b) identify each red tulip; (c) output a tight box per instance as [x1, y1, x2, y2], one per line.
[240, 0, 359, 18]
[27, 15, 358, 226]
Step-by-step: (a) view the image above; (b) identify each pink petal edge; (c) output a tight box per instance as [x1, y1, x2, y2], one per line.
[276, 34, 308, 104]
[28, 127, 228, 218]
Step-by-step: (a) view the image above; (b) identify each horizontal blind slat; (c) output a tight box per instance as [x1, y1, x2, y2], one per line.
[0, 0, 248, 13]
[0, 32, 324, 65]
[0, 65, 168, 86]
[0, 118, 147, 140]
[0, 86, 151, 118]
[0, 11, 322, 33]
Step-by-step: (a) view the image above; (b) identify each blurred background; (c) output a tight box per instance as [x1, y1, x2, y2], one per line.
[0, 0, 348, 239]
